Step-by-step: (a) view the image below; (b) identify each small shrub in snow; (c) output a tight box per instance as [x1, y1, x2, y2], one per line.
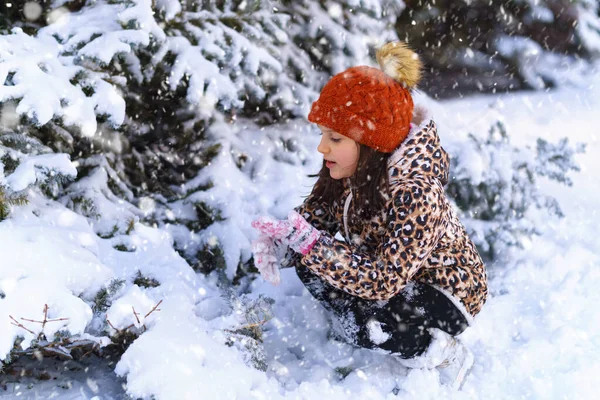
[224, 332, 269, 372]
[5, 304, 106, 365]
[222, 290, 275, 371]
[113, 243, 135, 252]
[132, 271, 160, 288]
[106, 300, 163, 351]
[447, 120, 585, 261]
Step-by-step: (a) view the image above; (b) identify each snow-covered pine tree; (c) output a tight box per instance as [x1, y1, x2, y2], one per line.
[0, 1, 593, 383]
[0, 0, 591, 278]
[396, 0, 600, 98]
[222, 288, 275, 371]
[0, 0, 404, 277]
[0, 2, 404, 372]
[0, 0, 597, 278]
[144, 0, 404, 277]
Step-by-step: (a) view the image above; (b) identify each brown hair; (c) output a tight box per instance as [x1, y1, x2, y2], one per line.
[308, 145, 392, 223]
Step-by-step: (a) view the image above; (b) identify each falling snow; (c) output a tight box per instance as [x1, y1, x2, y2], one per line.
[1, 1, 599, 399]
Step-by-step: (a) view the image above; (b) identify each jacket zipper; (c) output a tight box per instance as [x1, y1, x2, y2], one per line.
[343, 189, 353, 242]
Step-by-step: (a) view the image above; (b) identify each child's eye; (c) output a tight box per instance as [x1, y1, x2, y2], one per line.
[331, 137, 341, 143]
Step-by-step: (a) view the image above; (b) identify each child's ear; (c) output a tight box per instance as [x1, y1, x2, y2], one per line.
[412, 104, 429, 126]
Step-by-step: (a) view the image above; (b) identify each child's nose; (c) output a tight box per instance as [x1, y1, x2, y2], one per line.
[317, 137, 329, 154]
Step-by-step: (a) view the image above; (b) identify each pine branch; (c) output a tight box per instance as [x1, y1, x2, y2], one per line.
[6, 194, 28, 207]
[10, 336, 102, 361]
[0, 184, 29, 221]
[126, 217, 136, 235]
[223, 294, 274, 343]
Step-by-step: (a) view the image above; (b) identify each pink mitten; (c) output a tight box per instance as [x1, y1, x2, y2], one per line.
[251, 235, 281, 285]
[251, 211, 320, 255]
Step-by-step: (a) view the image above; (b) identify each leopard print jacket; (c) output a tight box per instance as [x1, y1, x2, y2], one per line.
[293, 120, 488, 318]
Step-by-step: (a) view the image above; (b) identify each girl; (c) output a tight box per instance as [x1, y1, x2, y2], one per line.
[251, 42, 488, 389]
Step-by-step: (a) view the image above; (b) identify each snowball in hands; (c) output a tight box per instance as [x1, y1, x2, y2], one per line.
[251, 235, 281, 285]
[252, 211, 320, 256]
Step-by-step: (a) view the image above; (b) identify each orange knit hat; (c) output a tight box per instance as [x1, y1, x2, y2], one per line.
[308, 42, 422, 153]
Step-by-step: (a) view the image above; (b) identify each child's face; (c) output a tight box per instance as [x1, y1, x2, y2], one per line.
[317, 125, 359, 179]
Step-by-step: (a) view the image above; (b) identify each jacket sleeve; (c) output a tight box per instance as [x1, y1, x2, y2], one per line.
[293, 183, 339, 236]
[299, 178, 447, 300]
[280, 184, 340, 268]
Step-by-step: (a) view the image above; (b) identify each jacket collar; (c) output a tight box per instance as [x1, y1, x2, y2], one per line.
[387, 119, 449, 185]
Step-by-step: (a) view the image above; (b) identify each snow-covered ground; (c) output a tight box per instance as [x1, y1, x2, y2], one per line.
[1, 73, 599, 399]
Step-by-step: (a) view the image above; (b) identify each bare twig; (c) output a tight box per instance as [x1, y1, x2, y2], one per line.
[144, 300, 163, 318]
[43, 304, 48, 330]
[239, 321, 268, 330]
[21, 304, 68, 326]
[106, 299, 163, 335]
[81, 347, 97, 358]
[20, 318, 44, 323]
[106, 318, 120, 332]
[107, 317, 136, 333]
[132, 307, 141, 325]
[21, 317, 69, 323]
[9, 315, 35, 335]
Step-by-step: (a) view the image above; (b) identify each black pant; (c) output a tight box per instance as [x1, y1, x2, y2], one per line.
[296, 264, 469, 359]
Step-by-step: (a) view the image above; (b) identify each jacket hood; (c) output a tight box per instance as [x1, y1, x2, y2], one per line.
[388, 120, 449, 185]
